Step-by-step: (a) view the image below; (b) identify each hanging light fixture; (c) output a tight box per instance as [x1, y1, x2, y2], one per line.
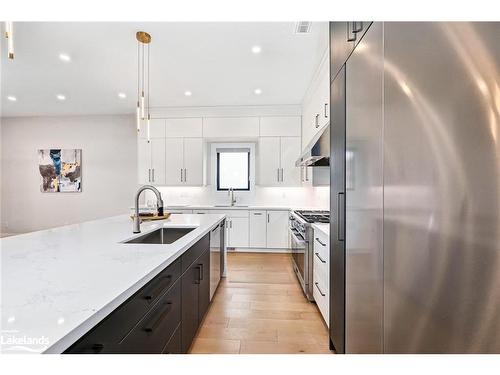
[5, 22, 14, 59]
[136, 31, 151, 140]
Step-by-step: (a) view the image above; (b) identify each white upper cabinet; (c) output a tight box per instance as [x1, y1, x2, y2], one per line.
[260, 116, 301, 137]
[165, 138, 185, 186]
[203, 117, 259, 138]
[266, 210, 290, 249]
[164, 137, 203, 186]
[165, 118, 202, 138]
[258, 137, 281, 186]
[150, 138, 166, 185]
[302, 52, 330, 149]
[183, 138, 203, 186]
[258, 136, 301, 186]
[280, 137, 301, 185]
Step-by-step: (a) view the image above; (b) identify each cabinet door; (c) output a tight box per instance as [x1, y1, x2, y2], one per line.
[318, 58, 330, 129]
[150, 138, 166, 185]
[197, 250, 211, 323]
[181, 262, 200, 353]
[280, 137, 301, 186]
[228, 218, 249, 248]
[165, 138, 184, 186]
[258, 137, 281, 186]
[183, 138, 203, 186]
[149, 119, 166, 138]
[260, 116, 301, 137]
[138, 138, 151, 184]
[249, 211, 267, 248]
[266, 211, 289, 249]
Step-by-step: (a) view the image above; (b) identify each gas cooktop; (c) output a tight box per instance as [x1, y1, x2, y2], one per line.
[294, 210, 330, 223]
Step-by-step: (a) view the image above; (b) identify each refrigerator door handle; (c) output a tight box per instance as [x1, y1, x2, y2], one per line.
[337, 192, 345, 241]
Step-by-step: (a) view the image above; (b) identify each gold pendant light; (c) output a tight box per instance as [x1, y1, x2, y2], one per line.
[136, 31, 151, 140]
[5, 22, 14, 59]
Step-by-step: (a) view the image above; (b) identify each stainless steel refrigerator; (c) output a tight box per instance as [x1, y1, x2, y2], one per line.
[330, 22, 500, 353]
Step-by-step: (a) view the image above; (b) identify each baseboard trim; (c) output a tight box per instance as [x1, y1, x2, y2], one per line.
[228, 247, 292, 254]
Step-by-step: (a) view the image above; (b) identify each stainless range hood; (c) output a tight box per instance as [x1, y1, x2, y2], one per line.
[296, 125, 330, 167]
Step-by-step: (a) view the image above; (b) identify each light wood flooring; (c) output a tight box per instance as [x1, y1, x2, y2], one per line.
[189, 252, 332, 354]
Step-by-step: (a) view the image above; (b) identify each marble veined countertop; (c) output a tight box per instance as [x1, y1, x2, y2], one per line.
[0, 213, 225, 354]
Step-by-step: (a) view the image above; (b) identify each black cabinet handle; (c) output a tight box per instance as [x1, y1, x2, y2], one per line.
[353, 21, 363, 33]
[143, 275, 172, 302]
[315, 237, 326, 246]
[143, 301, 173, 333]
[315, 113, 320, 128]
[324, 103, 328, 118]
[315, 252, 327, 264]
[198, 263, 204, 281]
[91, 343, 104, 353]
[195, 265, 201, 284]
[315, 282, 326, 297]
[337, 192, 345, 241]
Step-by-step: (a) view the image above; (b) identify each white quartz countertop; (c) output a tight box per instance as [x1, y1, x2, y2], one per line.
[312, 223, 329, 237]
[0, 213, 225, 354]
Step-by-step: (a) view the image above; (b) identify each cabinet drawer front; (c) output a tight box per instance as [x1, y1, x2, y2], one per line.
[64, 258, 181, 353]
[162, 322, 182, 354]
[181, 233, 210, 272]
[313, 231, 329, 263]
[313, 261, 329, 327]
[118, 281, 182, 353]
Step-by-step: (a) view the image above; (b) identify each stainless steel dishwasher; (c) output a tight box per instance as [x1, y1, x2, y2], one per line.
[209, 220, 225, 300]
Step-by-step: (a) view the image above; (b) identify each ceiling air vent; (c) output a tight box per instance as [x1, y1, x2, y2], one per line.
[295, 21, 312, 34]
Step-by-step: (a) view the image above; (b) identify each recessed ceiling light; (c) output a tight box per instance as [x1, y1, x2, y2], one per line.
[59, 53, 71, 62]
[118, 92, 127, 99]
[251, 45, 262, 54]
[184, 91, 192, 97]
[56, 94, 66, 101]
[254, 88, 262, 95]
[7, 95, 17, 102]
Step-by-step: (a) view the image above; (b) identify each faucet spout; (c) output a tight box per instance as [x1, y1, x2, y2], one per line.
[133, 185, 164, 233]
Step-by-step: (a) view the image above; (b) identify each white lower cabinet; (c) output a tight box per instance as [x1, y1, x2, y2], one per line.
[249, 210, 267, 248]
[266, 210, 290, 249]
[313, 228, 329, 326]
[227, 217, 249, 248]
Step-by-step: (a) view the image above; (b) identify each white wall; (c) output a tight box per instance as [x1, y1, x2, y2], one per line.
[0, 115, 137, 235]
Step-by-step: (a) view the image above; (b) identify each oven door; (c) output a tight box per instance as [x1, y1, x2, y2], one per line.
[289, 228, 307, 282]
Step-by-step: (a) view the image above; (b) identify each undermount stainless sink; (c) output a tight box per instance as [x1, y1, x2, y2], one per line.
[124, 227, 195, 244]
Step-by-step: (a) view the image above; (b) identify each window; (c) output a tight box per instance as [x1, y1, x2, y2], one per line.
[216, 149, 250, 191]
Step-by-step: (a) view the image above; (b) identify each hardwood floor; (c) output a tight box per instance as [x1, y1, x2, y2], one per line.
[189, 252, 332, 354]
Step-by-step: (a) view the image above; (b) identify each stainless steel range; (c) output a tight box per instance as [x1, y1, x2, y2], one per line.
[289, 210, 330, 301]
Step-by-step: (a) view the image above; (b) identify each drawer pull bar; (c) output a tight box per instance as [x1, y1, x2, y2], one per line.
[91, 343, 104, 353]
[314, 282, 326, 297]
[143, 275, 173, 301]
[315, 252, 327, 264]
[315, 237, 326, 246]
[143, 302, 173, 333]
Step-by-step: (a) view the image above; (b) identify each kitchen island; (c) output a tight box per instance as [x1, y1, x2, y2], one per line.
[0, 213, 225, 354]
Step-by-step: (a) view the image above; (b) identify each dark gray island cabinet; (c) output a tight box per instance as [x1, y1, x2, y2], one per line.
[65, 233, 211, 354]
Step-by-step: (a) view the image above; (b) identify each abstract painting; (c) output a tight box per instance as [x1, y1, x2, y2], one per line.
[38, 149, 82, 193]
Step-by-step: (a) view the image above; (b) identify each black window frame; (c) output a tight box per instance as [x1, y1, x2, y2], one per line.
[216, 150, 251, 191]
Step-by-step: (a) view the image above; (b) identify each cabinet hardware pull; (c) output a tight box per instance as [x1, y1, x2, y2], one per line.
[143, 275, 173, 302]
[148, 169, 151, 182]
[337, 192, 345, 241]
[347, 22, 357, 42]
[230, 220, 232, 229]
[281, 168, 284, 182]
[253, 212, 262, 215]
[180, 168, 183, 182]
[315, 252, 327, 263]
[305, 167, 309, 182]
[314, 282, 326, 296]
[184, 168, 187, 182]
[143, 302, 173, 333]
[315, 237, 326, 246]
[353, 21, 363, 33]
[277, 168, 280, 182]
[91, 343, 104, 353]
[315, 113, 320, 128]
[152, 168, 155, 182]
[267, 213, 270, 223]
[199, 263, 204, 281]
[324, 103, 328, 118]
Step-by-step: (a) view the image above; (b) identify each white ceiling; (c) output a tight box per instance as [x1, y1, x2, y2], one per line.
[1, 22, 328, 117]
